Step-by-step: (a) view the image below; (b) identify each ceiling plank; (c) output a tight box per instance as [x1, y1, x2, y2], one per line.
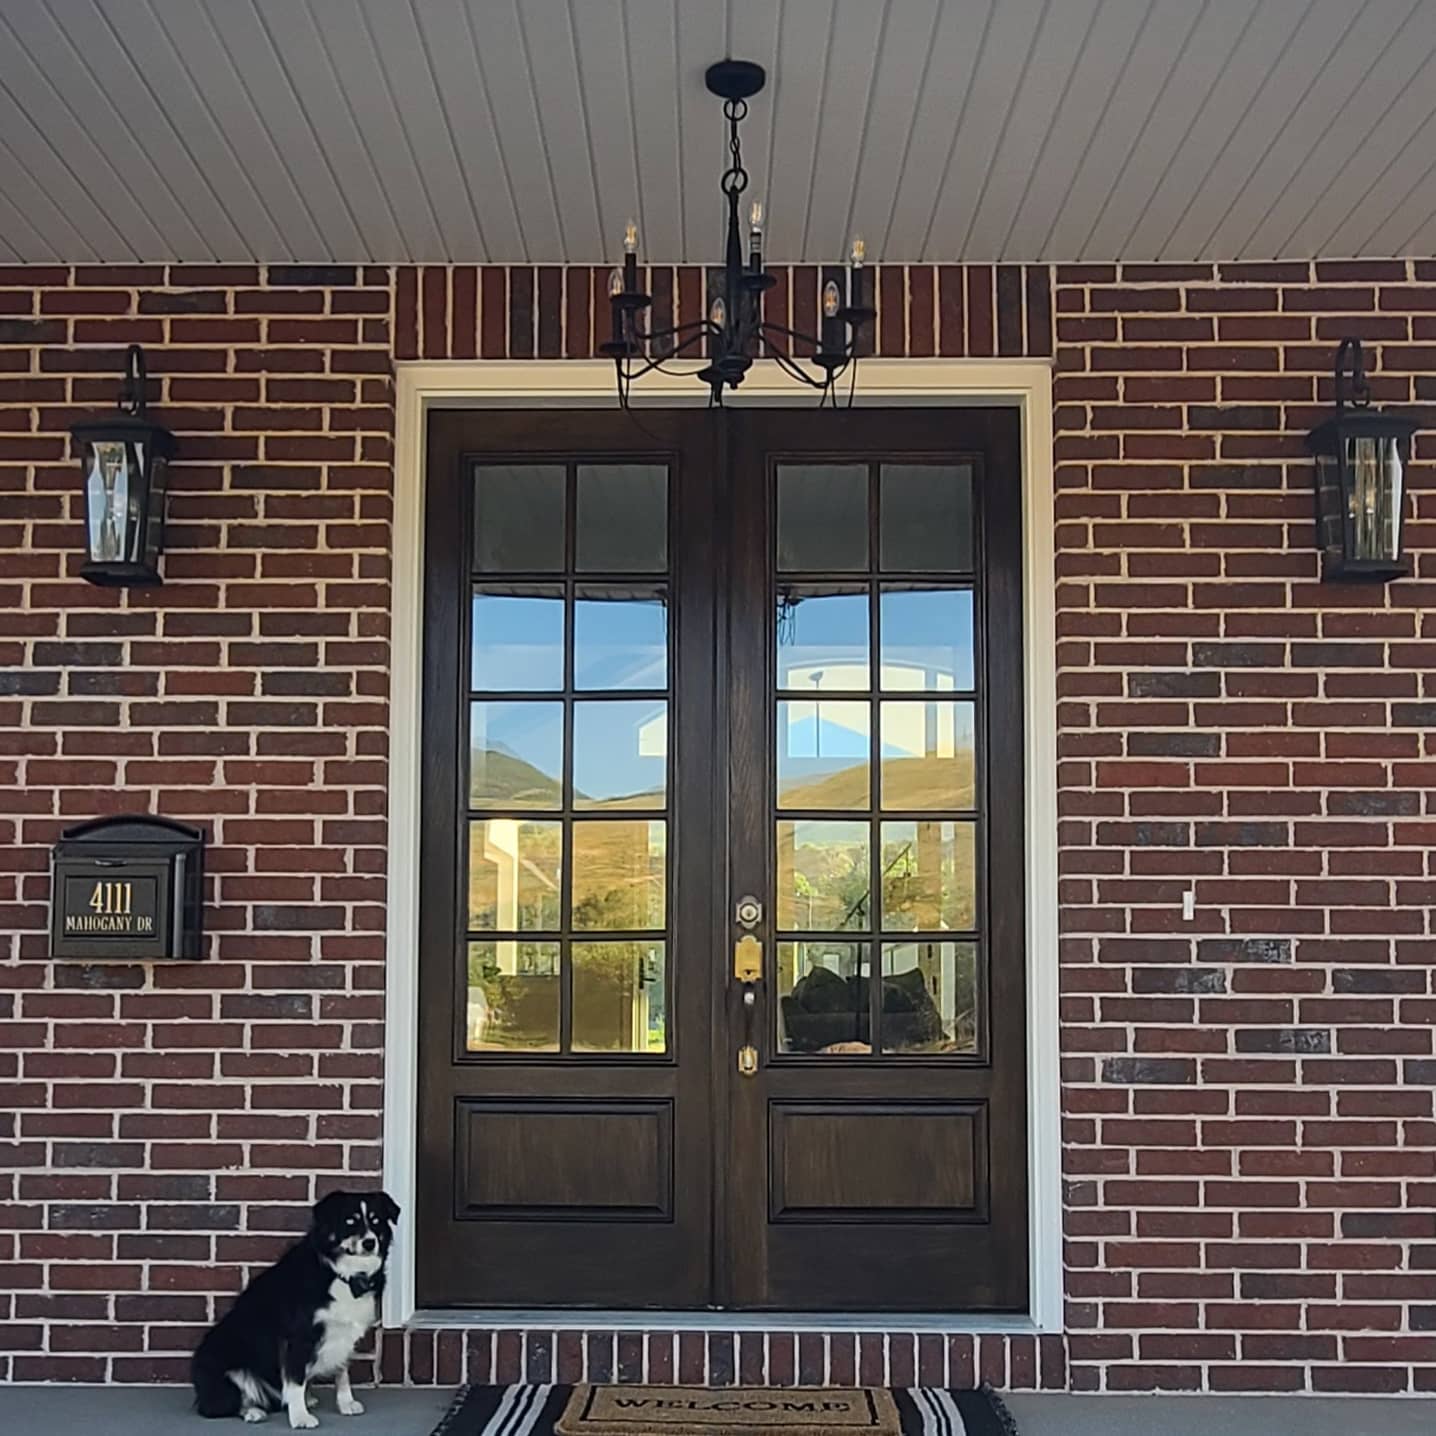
[410, 0, 526, 262]
[964, 0, 1102, 262]
[882, 0, 991, 262]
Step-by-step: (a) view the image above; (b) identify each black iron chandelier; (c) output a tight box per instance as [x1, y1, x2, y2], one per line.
[601, 59, 875, 407]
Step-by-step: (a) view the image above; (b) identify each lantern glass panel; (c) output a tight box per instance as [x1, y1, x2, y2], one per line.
[1343, 433, 1405, 565]
[144, 450, 168, 568]
[86, 440, 133, 564]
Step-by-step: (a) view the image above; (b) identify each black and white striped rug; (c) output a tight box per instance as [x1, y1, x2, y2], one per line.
[433, 1384, 1016, 1436]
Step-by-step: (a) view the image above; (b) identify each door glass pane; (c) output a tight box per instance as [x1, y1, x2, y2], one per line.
[574, 700, 667, 810]
[881, 941, 977, 1054]
[776, 699, 870, 810]
[577, 464, 667, 572]
[470, 701, 563, 809]
[474, 465, 565, 572]
[571, 819, 666, 930]
[468, 819, 562, 931]
[777, 464, 868, 571]
[777, 941, 870, 1054]
[466, 940, 560, 1051]
[471, 590, 564, 691]
[776, 820, 870, 931]
[881, 821, 976, 932]
[879, 701, 976, 810]
[574, 589, 667, 689]
[572, 941, 666, 1052]
[879, 587, 974, 691]
[776, 587, 869, 692]
[880, 463, 973, 572]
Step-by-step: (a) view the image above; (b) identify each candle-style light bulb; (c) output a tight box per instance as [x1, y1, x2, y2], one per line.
[748, 200, 764, 272]
[848, 236, 866, 312]
[750, 201, 764, 237]
[622, 219, 639, 293]
[822, 280, 841, 318]
[608, 267, 624, 297]
[709, 295, 727, 329]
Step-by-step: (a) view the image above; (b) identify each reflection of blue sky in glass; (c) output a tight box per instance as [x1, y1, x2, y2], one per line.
[470, 701, 563, 808]
[880, 589, 974, 690]
[575, 596, 667, 689]
[472, 593, 563, 690]
[574, 699, 667, 807]
[777, 590, 869, 691]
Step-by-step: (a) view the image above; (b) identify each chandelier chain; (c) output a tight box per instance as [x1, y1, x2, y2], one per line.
[721, 98, 748, 198]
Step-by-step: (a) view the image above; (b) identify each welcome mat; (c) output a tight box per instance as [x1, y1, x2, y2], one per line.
[434, 1384, 1016, 1436]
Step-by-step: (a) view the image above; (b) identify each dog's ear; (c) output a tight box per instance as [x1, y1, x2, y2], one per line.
[312, 1190, 350, 1228]
[372, 1191, 400, 1225]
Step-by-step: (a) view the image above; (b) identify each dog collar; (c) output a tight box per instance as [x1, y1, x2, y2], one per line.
[344, 1271, 380, 1297]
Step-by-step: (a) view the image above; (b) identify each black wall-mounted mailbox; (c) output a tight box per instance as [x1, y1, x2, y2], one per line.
[49, 815, 205, 960]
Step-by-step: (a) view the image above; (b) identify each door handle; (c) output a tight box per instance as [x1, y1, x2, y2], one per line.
[734, 934, 761, 1077]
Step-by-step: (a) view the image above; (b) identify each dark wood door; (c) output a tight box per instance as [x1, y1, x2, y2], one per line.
[721, 409, 1029, 1310]
[417, 405, 1028, 1312]
[416, 410, 718, 1307]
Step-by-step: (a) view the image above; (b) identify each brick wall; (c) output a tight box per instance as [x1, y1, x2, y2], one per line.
[0, 264, 394, 1382]
[1052, 259, 1436, 1395]
[1, 259, 1433, 1394]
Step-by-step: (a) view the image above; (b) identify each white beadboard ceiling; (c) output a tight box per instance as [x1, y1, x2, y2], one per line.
[2, 0, 1435, 265]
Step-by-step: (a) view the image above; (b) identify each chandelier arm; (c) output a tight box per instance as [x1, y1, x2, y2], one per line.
[756, 327, 845, 389]
[631, 319, 718, 349]
[764, 346, 833, 391]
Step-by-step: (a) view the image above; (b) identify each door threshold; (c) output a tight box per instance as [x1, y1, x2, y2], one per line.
[408, 1309, 1041, 1333]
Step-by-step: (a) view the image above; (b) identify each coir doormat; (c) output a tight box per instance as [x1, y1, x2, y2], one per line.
[434, 1384, 1017, 1436]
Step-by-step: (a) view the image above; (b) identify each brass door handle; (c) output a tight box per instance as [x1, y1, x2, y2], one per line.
[735, 935, 761, 1077]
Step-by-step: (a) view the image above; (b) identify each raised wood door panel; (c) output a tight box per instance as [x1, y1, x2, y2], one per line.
[723, 409, 1029, 1311]
[416, 409, 718, 1309]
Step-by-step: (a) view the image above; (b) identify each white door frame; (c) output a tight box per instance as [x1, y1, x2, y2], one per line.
[384, 358, 1060, 1331]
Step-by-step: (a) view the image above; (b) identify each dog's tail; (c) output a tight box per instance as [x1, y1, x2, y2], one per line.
[191, 1342, 242, 1419]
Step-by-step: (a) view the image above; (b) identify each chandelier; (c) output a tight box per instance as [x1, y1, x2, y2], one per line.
[601, 59, 875, 407]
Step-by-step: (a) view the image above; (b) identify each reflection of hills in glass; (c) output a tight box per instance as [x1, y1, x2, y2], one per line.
[471, 744, 663, 810]
[781, 751, 975, 811]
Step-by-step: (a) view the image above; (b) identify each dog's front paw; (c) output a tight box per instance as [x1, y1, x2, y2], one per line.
[242, 1411, 267, 1424]
[287, 1410, 320, 1430]
[337, 1395, 365, 1417]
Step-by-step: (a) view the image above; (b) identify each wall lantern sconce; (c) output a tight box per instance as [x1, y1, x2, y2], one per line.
[1305, 338, 1417, 582]
[70, 343, 174, 586]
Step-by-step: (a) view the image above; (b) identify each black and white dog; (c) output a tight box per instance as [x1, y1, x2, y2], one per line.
[192, 1190, 399, 1428]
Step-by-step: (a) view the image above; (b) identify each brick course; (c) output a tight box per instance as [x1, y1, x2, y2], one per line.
[1, 259, 1432, 1394]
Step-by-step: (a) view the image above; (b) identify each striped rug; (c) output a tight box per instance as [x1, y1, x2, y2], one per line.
[433, 1384, 1016, 1436]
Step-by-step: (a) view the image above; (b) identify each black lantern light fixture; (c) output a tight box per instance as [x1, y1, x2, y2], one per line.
[1306, 338, 1417, 582]
[602, 59, 875, 407]
[70, 344, 174, 586]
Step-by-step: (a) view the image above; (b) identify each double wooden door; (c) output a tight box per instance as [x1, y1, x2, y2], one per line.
[417, 406, 1028, 1311]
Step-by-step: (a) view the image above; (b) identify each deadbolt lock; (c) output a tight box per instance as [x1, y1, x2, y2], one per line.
[733, 933, 762, 984]
[735, 895, 762, 929]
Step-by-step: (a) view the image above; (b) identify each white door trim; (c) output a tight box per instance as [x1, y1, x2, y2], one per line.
[384, 358, 1061, 1331]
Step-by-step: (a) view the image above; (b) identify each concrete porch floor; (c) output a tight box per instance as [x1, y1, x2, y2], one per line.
[2, 1386, 1434, 1435]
